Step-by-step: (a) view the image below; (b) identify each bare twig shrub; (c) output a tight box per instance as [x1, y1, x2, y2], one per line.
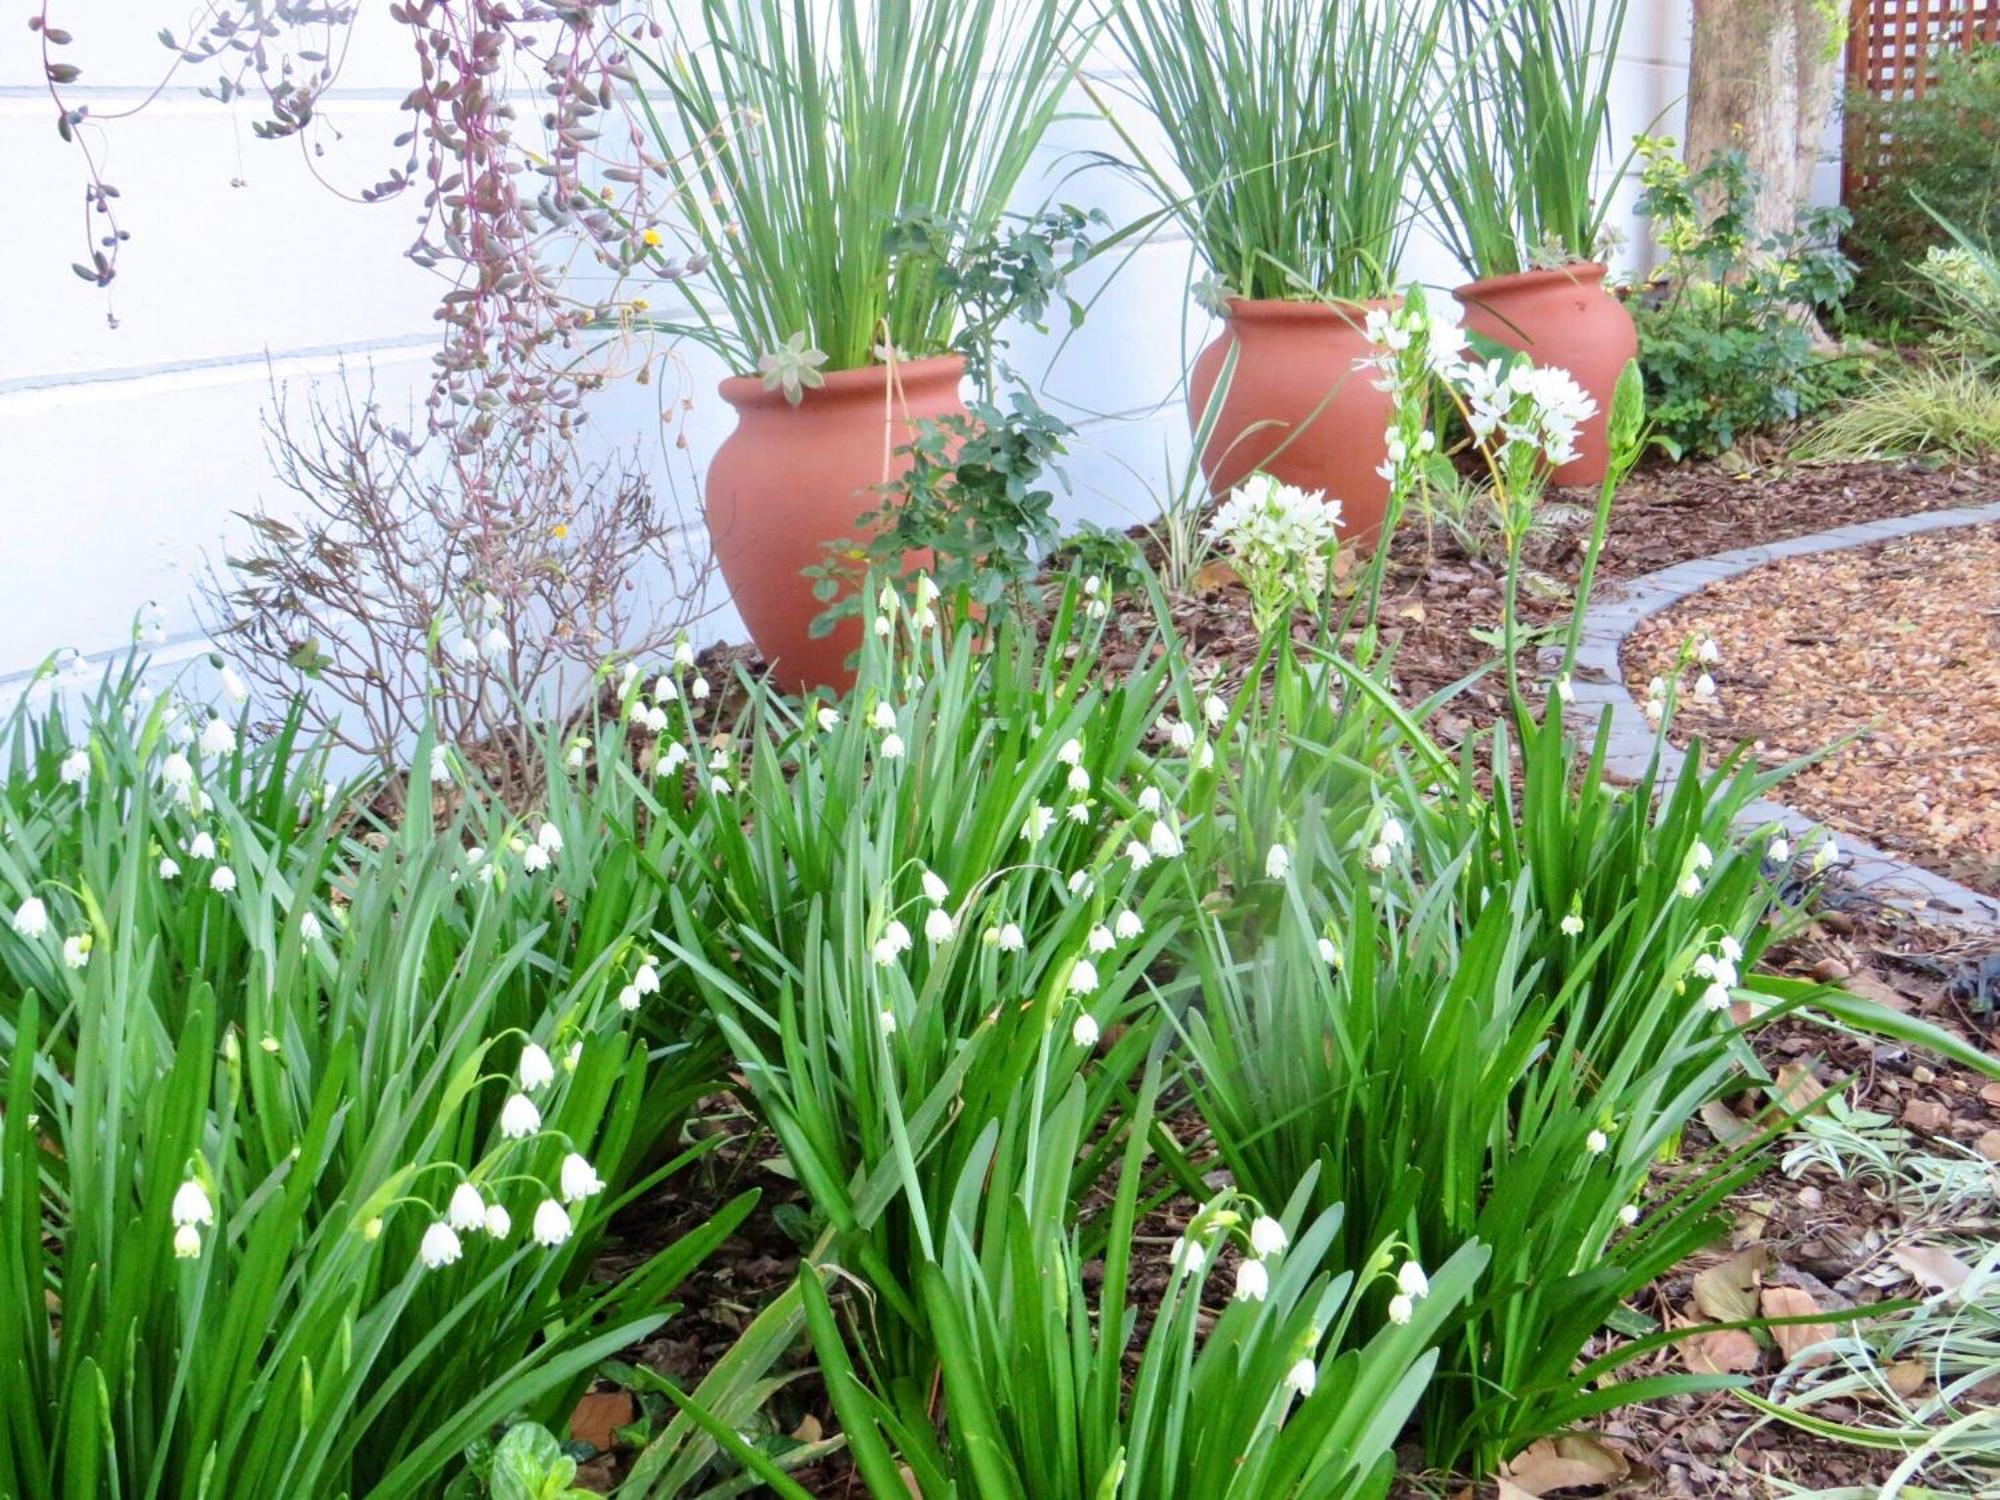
[203, 374, 710, 802]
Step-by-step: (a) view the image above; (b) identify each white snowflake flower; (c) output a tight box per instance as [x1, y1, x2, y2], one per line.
[199, 718, 236, 757]
[531, 1199, 572, 1248]
[1250, 1216, 1287, 1257]
[498, 1093, 542, 1139]
[560, 1153, 605, 1203]
[1234, 1258, 1270, 1302]
[519, 1042, 556, 1091]
[447, 1182, 487, 1232]
[172, 1178, 214, 1227]
[11, 897, 49, 939]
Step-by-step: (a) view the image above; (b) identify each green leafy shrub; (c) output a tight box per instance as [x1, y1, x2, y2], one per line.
[1632, 138, 1859, 457]
[1845, 44, 2000, 323]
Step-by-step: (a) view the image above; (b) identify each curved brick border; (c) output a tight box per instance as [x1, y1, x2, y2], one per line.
[1557, 501, 2000, 931]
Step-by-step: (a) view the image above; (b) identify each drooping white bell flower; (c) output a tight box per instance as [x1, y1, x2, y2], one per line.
[1068, 958, 1100, 995]
[1397, 1260, 1430, 1299]
[531, 1198, 572, 1247]
[173, 1223, 203, 1259]
[1387, 1293, 1414, 1326]
[1250, 1215, 1287, 1258]
[11, 897, 49, 939]
[59, 748, 90, 786]
[199, 717, 237, 757]
[1234, 1258, 1270, 1302]
[161, 751, 194, 796]
[920, 869, 949, 904]
[299, 910, 321, 940]
[484, 1203, 512, 1238]
[172, 1177, 214, 1227]
[924, 907, 957, 945]
[1265, 844, 1291, 880]
[62, 934, 91, 969]
[1087, 924, 1115, 955]
[1071, 1012, 1100, 1048]
[209, 867, 237, 894]
[1113, 909, 1143, 942]
[498, 1093, 542, 1139]
[996, 923, 1025, 953]
[1284, 1357, 1318, 1397]
[518, 1042, 555, 1091]
[447, 1182, 487, 1232]
[559, 1152, 605, 1203]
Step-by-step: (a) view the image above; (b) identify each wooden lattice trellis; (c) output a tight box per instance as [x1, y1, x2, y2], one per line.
[1844, 0, 2000, 195]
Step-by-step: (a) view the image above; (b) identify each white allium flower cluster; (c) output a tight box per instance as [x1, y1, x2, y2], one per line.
[1203, 473, 1343, 625]
[1452, 358, 1596, 470]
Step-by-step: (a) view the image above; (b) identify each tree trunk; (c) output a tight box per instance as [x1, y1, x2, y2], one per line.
[1684, 0, 1846, 235]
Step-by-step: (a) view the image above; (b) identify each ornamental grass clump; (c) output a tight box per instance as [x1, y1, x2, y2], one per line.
[806, 1063, 1490, 1499]
[1104, 0, 1450, 302]
[0, 659, 751, 1497]
[627, 0, 1085, 381]
[654, 583, 1190, 1391]
[1423, 0, 1634, 276]
[1172, 302, 1998, 1478]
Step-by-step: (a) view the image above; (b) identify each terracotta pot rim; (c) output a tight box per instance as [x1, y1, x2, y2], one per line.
[1219, 294, 1395, 326]
[717, 352, 967, 410]
[1454, 262, 1610, 298]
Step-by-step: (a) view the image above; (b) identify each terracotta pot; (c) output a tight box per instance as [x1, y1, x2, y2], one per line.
[1453, 263, 1637, 487]
[706, 355, 966, 696]
[1187, 297, 1397, 546]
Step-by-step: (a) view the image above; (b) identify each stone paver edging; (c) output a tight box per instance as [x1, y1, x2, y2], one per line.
[1559, 501, 2000, 930]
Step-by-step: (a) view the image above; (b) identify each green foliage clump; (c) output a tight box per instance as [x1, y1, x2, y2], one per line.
[1631, 139, 1860, 458]
[1845, 45, 2000, 324]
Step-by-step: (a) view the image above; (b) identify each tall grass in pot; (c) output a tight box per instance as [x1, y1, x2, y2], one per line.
[1423, 0, 1640, 483]
[626, 0, 1084, 693]
[1103, 0, 1450, 542]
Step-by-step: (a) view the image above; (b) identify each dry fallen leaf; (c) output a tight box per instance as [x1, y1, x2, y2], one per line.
[1841, 970, 1914, 1014]
[569, 1388, 634, 1450]
[1886, 1360, 1929, 1398]
[1694, 1248, 1765, 1324]
[1892, 1243, 1974, 1293]
[1502, 1434, 1631, 1495]
[1761, 1285, 1836, 1365]
[1684, 1326, 1762, 1375]
[1700, 1098, 1752, 1146]
[1768, 1063, 1826, 1116]
[1190, 560, 1242, 594]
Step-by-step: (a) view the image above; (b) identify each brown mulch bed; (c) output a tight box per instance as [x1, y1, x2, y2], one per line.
[595, 456, 2000, 1497]
[1627, 521, 2000, 901]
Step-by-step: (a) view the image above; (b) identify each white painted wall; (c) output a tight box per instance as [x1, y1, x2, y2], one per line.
[4, 0, 1819, 705]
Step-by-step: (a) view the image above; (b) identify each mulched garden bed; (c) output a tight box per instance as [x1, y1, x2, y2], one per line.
[1626, 521, 2000, 901]
[627, 456, 2000, 1497]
